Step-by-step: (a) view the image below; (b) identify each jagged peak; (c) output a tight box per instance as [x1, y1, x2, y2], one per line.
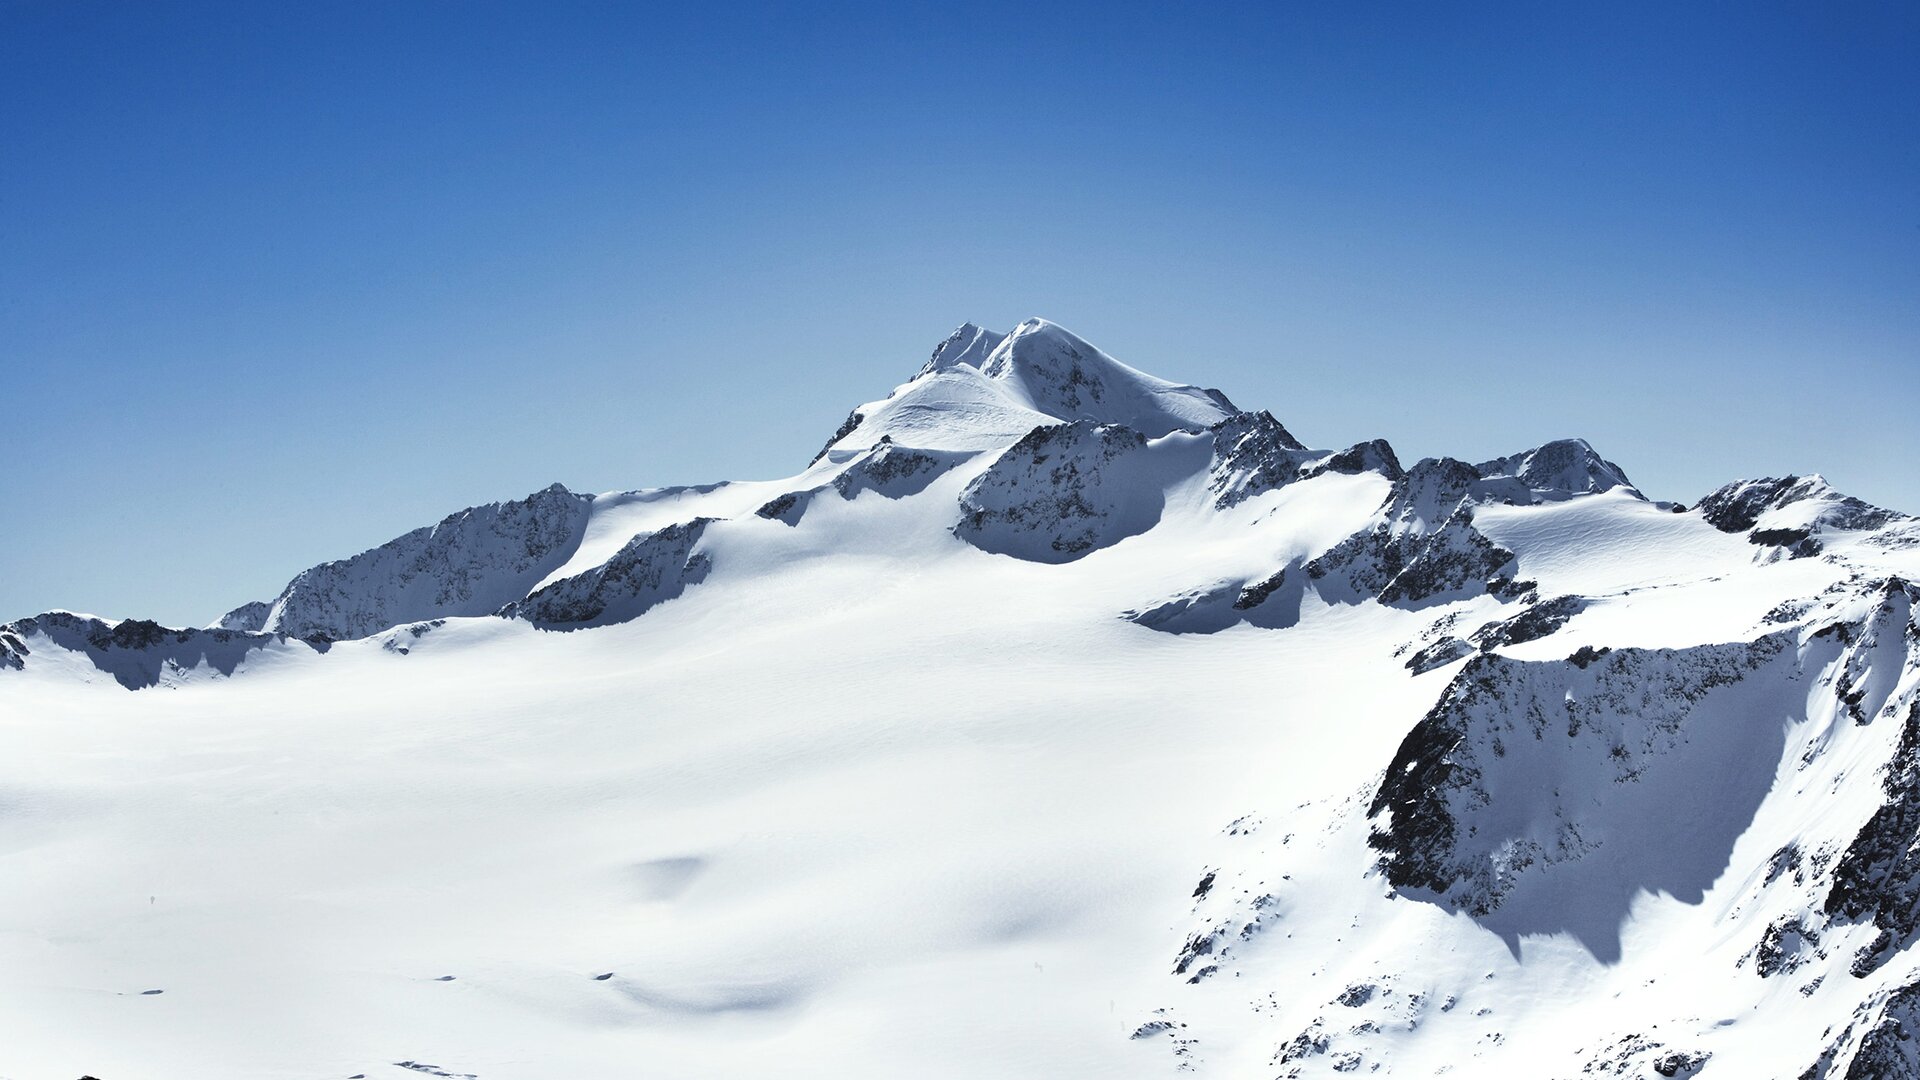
[1475, 438, 1636, 500]
[1696, 474, 1905, 535]
[917, 321, 1008, 377]
[818, 319, 1238, 459]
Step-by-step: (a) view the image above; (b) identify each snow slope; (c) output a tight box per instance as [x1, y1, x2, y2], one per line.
[3, 320, 1919, 1080]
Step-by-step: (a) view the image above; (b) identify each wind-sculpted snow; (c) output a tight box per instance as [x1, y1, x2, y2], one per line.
[11, 318, 1920, 1078]
[222, 483, 593, 641]
[1368, 634, 1798, 960]
[500, 518, 713, 630]
[956, 420, 1179, 563]
[0, 612, 312, 689]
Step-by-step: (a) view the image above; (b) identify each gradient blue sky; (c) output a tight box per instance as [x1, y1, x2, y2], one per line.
[4, 1, 1916, 625]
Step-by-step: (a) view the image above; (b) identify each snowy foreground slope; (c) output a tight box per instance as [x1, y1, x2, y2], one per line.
[5, 318, 1920, 1080]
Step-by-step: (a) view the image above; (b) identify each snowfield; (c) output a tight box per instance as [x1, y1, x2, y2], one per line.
[4, 319, 1918, 1080]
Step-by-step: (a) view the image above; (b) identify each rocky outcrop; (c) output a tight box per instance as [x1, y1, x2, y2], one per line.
[0, 612, 306, 689]
[955, 421, 1164, 563]
[1697, 476, 1905, 537]
[1205, 411, 1320, 509]
[1475, 438, 1636, 501]
[1368, 635, 1796, 958]
[501, 519, 713, 630]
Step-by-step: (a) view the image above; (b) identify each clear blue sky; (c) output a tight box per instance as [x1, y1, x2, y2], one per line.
[4, 1, 1916, 625]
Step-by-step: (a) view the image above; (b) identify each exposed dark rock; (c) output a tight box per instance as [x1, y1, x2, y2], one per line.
[1697, 476, 1903, 535]
[755, 490, 808, 525]
[0, 612, 303, 690]
[1753, 915, 1822, 978]
[501, 519, 713, 630]
[1475, 438, 1635, 500]
[1308, 439, 1404, 481]
[1234, 569, 1290, 611]
[1206, 411, 1316, 509]
[1368, 635, 1793, 956]
[1469, 595, 1588, 652]
[956, 421, 1161, 563]
[213, 599, 272, 632]
[1336, 983, 1377, 1007]
[1172, 928, 1217, 975]
[1825, 700, 1920, 977]
[1653, 1049, 1711, 1077]
[833, 443, 958, 500]
[810, 409, 865, 464]
[1751, 527, 1823, 559]
[1405, 637, 1474, 675]
[1802, 978, 1920, 1079]
[222, 483, 594, 642]
[1568, 645, 1612, 669]
[1305, 458, 1519, 607]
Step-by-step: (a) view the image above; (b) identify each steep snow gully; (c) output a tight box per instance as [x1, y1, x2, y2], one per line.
[6, 318, 1920, 1079]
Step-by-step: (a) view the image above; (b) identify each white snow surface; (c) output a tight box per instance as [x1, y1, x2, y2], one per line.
[4, 320, 1920, 1080]
[821, 318, 1236, 456]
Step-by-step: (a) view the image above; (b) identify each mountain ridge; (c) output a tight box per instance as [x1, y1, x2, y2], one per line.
[5, 320, 1919, 1079]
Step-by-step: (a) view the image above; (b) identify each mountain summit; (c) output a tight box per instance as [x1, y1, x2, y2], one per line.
[816, 317, 1238, 458]
[3, 321, 1918, 1079]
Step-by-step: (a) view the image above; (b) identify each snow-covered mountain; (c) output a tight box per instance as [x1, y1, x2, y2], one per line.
[4, 320, 1918, 1079]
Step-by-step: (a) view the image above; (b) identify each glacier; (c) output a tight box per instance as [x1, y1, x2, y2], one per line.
[3, 319, 1918, 1079]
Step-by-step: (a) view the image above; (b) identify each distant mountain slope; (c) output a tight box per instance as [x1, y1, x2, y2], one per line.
[4, 320, 1917, 1080]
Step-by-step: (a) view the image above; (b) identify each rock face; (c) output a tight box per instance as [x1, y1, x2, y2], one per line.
[11, 317, 1920, 1077]
[1698, 475, 1905, 536]
[0, 612, 305, 689]
[1474, 438, 1635, 501]
[1206, 410, 1324, 509]
[1821, 581, 1920, 974]
[817, 318, 1236, 457]
[211, 600, 272, 632]
[760, 442, 965, 526]
[501, 519, 714, 630]
[1305, 458, 1519, 606]
[955, 421, 1163, 563]
[221, 484, 593, 641]
[1801, 977, 1920, 1079]
[1695, 475, 1910, 562]
[917, 321, 1008, 377]
[1367, 634, 1797, 958]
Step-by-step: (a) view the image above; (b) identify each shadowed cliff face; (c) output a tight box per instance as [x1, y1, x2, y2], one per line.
[1369, 635, 1800, 963]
